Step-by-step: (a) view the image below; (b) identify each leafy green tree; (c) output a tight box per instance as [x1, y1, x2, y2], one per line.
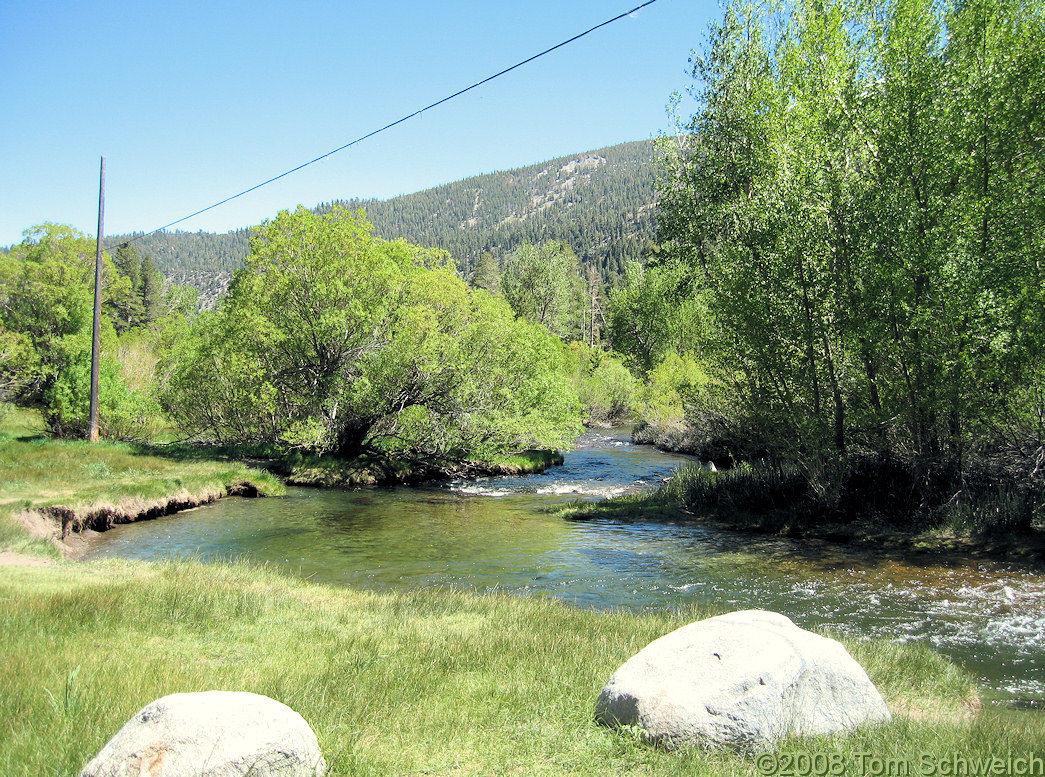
[633, 351, 712, 435]
[162, 284, 201, 319]
[566, 343, 635, 423]
[353, 273, 581, 460]
[2, 224, 165, 438]
[2, 225, 117, 400]
[161, 308, 281, 445]
[4, 224, 97, 366]
[500, 241, 585, 340]
[654, 0, 1045, 524]
[163, 207, 582, 461]
[0, 325, 36, 407]
[606, 259, 705, 374]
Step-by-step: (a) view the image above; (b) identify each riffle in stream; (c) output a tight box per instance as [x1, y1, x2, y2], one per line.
[82, 428, 1045, 708]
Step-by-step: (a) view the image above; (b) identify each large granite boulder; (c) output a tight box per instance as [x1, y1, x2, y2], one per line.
[595, 610, 891, 750]
[80, 691, 326, 777]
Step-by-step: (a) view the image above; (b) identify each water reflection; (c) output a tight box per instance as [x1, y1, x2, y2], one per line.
[81, 428, 1045, 705]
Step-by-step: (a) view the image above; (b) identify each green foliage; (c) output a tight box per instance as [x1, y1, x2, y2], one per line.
[633, 351, 711, 433]
[0, 325, 38, 405]
[653, 0, 1045, 529]
[357, 273, 582, 460]
[43, 353, 164, 442]
[567, 343, 636, 424]
[2, 224, 99, 386]
[138, 255, 165, 323]
[500, 241, 586, 341]
[110, 242, 145, 329]
[110, 241, 187, 329]
[1, 224, 180, 441]
[161, 283, 200, 319]
[163, 207, 582, 462]
[606, 260, 707, 373]
[468, 251, 500, 293]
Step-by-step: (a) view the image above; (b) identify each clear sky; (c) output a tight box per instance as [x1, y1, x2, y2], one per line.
[0, 0, 716, 246]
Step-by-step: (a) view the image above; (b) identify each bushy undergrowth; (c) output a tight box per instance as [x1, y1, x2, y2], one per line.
[567, 343, 636, 425]
[653, 452, 1043, 538]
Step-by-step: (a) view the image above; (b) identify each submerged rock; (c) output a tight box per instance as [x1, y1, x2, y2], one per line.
[80, 690, 326, 777]
[595, 610, 891, 750]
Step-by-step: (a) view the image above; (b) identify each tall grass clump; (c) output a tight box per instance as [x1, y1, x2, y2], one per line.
[592, 450, 1043, 543]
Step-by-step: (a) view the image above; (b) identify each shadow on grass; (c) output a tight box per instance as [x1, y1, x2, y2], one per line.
[131, 441, 284, 463]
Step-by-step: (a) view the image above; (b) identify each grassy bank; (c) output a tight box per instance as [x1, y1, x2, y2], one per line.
[4, 558, 1041, 777]
[563, 457, 1045, 563]
[0, 408, 284, 558]
[0, 405, 564, 556]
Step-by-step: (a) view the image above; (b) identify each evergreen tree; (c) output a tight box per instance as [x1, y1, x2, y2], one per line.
[112, 242, 145, 329]
[469, 252, 500, 293]
[139, 255, 165, 324]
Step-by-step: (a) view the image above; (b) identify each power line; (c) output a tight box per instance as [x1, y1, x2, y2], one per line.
[145, 0, 660, 236]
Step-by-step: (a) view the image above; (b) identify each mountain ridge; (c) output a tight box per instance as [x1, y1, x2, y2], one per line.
[107, 139, 660, 306]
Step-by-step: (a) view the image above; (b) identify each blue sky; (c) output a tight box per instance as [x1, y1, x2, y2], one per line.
[0, 0, 716, 246]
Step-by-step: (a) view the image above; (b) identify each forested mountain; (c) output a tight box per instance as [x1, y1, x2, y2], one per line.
[103, 230, 249, 309]
[320, 139, 656, 278]
[106, 140, 657, 305]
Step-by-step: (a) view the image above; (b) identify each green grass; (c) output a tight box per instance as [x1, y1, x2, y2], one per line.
[0, 404, 49, 441]
[0, 406, 560, 558]
[2, 559, 1039, 777]
[495, 449, 566, 473]
[0, 408, 284, 557]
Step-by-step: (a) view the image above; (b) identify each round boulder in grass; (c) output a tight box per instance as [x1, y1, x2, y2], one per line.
[80, 691, 326, 777]
[595, 610, 891, 751]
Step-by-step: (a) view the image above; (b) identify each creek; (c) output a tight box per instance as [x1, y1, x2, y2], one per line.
[82, 427, 1045, 708]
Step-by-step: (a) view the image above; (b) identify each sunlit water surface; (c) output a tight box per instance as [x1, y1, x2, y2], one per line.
[82, 428, 1045, 706]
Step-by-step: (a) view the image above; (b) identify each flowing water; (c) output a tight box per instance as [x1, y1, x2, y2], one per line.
[82, 428, 1045, 707]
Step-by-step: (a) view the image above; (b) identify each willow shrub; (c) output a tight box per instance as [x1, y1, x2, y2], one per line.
[162, 207, 582, 463]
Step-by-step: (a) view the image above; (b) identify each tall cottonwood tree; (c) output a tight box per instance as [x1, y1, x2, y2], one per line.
[657, 0, 1045, 519]
[500, 241, 586, 341]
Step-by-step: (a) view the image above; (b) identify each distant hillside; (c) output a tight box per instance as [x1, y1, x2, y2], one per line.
[104, 229, 249, 309]
[320, 139, 657, 278]
[108, 139, 659, 305]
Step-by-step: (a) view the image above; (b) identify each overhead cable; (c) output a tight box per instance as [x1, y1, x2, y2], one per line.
[145, 0, 660, 235]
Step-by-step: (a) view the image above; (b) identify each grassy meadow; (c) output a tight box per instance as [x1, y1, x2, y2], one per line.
[0, 406, 283, 558]
[4, 559, 1043, 777]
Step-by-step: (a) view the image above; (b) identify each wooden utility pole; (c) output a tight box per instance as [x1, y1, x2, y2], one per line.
[88, 156, 105, 443]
